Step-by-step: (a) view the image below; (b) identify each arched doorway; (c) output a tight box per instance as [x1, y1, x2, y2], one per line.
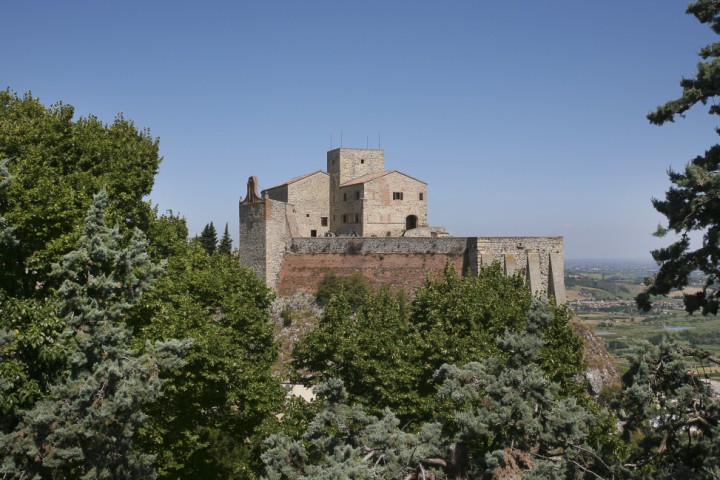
[406, 215, 417, 230]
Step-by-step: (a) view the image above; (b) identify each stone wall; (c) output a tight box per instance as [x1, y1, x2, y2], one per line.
[274, 236, 566, 304]
[239, 197, 293, 287]
[362, 172, 427, 237]
[286, 173, 330, 237]
[467, 236, 565, 304]
[239, 200, 267, 282]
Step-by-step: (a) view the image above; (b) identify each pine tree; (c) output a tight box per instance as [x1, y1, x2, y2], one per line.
[0, 191, 187, 479]
[218, 222, 233, 254]
[638, 1, 720, 313]
[200, 221, 218, 255]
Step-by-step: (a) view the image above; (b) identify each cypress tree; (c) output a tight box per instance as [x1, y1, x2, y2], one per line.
[0, 191, 187, 479]
[218, 222, 233, 254]
[200, 222, 218, 255]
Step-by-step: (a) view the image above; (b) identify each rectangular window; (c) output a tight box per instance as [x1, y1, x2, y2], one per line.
[354, 213, 359, 223]
[342, 214, 347, 223]
[355, 191, 360, 200]
[311, 230, 317, 237]
[343, 192, 347, 201]
[393, 192, 403, 200]
[321, 217, 328, 226]
[419, 192, 424, 200]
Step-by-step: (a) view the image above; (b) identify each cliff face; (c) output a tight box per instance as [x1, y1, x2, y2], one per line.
[571, 319, 620, 395]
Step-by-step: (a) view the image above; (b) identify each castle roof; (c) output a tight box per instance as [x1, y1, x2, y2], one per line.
[340, 169, 427, 187]
[264, 170, 328, 191]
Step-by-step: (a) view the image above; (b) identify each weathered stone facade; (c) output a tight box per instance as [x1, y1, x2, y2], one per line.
[264, 170, 330, 238]
[239, 148, 567, 305]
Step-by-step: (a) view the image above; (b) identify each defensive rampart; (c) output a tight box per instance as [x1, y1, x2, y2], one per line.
[273, 236, 565, 304]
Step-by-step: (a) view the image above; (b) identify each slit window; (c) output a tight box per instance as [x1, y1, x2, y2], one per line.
[393, 192, 403, 200]
[342, 214, 347, 223]
[355, 191, 360, 200]
[419, 192, 424, 200]
[343, 192, 347, 201]
[354, 213, 359, 223]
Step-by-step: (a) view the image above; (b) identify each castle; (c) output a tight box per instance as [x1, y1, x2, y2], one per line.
[239, 148, 566, 304]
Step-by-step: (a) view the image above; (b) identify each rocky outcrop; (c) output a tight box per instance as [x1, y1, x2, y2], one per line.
[572, 319, 620, 395]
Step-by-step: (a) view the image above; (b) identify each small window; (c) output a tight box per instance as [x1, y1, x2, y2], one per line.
[419, 192, 424, 200]
[361, 159, 365, 164]
[342, 214, 347, 223]
[306, 213, 310, 217]
[311, 230, 317, 237]
[343, 193, 347, 201]
[355, 191, 360, 200]
[393, 192, 403, 200]
[354, 213, 359, 223]
[321, 217, 328, 226]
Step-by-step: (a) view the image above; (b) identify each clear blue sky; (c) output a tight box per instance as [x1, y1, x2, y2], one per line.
[2, 1, 716, 259]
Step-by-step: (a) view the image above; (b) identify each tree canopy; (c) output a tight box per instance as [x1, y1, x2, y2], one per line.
[0, 89, 161, 297]
[638, 1, 720, 314]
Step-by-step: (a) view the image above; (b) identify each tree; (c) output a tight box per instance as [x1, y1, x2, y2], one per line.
[619, 335, 720, 478]
[218, 222, 233, 254]
[0, 191, 187, 479]
[294, 264, 585, 424]
[267, 301, 618, 480]
[0, 160, 15, 249]
[0, 89, 161, 297]
[128, 238, 284, 479]
[638, 1, 720, 314]
[200, 222, 218, 255]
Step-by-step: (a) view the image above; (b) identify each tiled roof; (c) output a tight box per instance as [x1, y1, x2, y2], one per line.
[340, 170, 427, 187]
[264, 170, 328, 191]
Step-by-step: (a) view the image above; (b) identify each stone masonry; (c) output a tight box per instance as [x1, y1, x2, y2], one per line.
[239, 148, 566, 305]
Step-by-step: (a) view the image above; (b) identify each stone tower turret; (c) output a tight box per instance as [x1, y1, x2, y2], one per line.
[327, 148, 384, 233]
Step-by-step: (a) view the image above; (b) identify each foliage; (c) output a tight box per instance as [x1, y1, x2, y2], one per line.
[128, 239, 284, 479]
[314, 270, 371, 309]
[200, 221, 218, 255]
[262, 379, 445, 480]
[296, 264, 586, 424]
[0, 296, 65, 429]
[0, 89, 160, 297]
[0, 191, 186, 479]
[294, 286, 419, 419]
[619, 335, 720, 478]
[218, 222, 233, 254]
[269, 301, 615, 479]
[638, 1, 720, 314]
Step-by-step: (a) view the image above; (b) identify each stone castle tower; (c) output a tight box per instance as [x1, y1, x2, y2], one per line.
[239, 148, 565, 304]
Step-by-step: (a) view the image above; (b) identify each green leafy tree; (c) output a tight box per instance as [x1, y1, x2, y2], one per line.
[314, 271, 372, 309]
[268, 301, 617, 480]
[294, 286, 419, 419]
[218, 222, 233, 254]
[295, 264, 585, 424]
[0, 89, 160, 296]
[637, 1, 720, 314]
[0, 160, 15, 248]
[0, 191, 187, 479]
[200, 221, 218, 255]
[128, 238, 284, 479]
